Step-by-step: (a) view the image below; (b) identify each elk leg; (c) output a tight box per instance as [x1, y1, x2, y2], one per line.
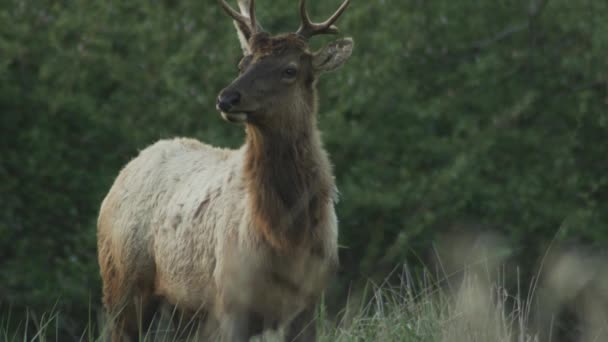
[169, 306, 209, 340]
[220, 311, 249, 342]
[285, 306, 317, 342]
[137, 294, 161, 338]
[108, 292, 159, 342]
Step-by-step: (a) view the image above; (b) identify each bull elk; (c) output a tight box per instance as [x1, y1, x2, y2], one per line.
[97, 0, 354, 340]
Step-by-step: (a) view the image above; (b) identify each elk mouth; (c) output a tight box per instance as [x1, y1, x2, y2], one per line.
[216, 94, 250, 123]
[220, 111, 249, 124]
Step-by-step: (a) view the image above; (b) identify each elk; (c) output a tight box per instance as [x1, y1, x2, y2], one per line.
[97, 0, 353, 340]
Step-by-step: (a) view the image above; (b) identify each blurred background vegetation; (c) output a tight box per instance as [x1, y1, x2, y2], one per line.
[1, 0, 607, 339]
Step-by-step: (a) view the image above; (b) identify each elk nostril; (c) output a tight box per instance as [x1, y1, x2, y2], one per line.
[217, 91, 241, 112]
[218, 100, 231, 112]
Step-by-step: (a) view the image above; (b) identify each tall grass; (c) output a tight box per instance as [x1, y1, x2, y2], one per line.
[3, 245, 607, 341]
[1, 268, 539, 342]
[319, 265, 538, 342]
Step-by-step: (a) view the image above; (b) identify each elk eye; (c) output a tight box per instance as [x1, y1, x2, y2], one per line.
[283, 67, 297, 78]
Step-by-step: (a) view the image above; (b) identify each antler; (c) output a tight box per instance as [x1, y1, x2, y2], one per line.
[219, 0, 260, 36]
[296, 0, 351, 39]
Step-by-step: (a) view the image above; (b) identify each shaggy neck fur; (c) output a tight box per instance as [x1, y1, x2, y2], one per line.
[243, 95, 334, 252]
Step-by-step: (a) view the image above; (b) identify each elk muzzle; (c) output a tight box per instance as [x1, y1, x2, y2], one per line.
[217, 90, 248, 123]
[217, 90, 241, 112]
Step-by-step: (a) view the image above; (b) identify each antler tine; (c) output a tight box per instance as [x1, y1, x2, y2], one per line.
[219, 0, 259, 36]
[219, 0, 249, 28]
[296, 0, 351, 39]
[248, 0, 257, 35]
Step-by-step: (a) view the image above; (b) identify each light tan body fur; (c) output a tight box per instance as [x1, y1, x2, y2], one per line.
[98, 137, 338, 339]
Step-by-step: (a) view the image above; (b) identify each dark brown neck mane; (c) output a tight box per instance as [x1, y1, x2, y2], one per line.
[244, 106, 334, 252]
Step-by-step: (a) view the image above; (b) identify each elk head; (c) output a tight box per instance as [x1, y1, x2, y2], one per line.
[216, 0, 354, 129]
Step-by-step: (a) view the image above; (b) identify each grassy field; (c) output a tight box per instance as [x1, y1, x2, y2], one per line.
[1, 272, 536, 342]
[3, 245, 607, 341]
[0, 274, 577, 342]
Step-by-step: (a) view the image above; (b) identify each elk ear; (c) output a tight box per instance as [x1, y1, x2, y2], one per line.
[312, 38, 354, 73]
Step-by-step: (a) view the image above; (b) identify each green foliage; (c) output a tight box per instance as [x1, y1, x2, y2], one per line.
[1, 0, 607, 337]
